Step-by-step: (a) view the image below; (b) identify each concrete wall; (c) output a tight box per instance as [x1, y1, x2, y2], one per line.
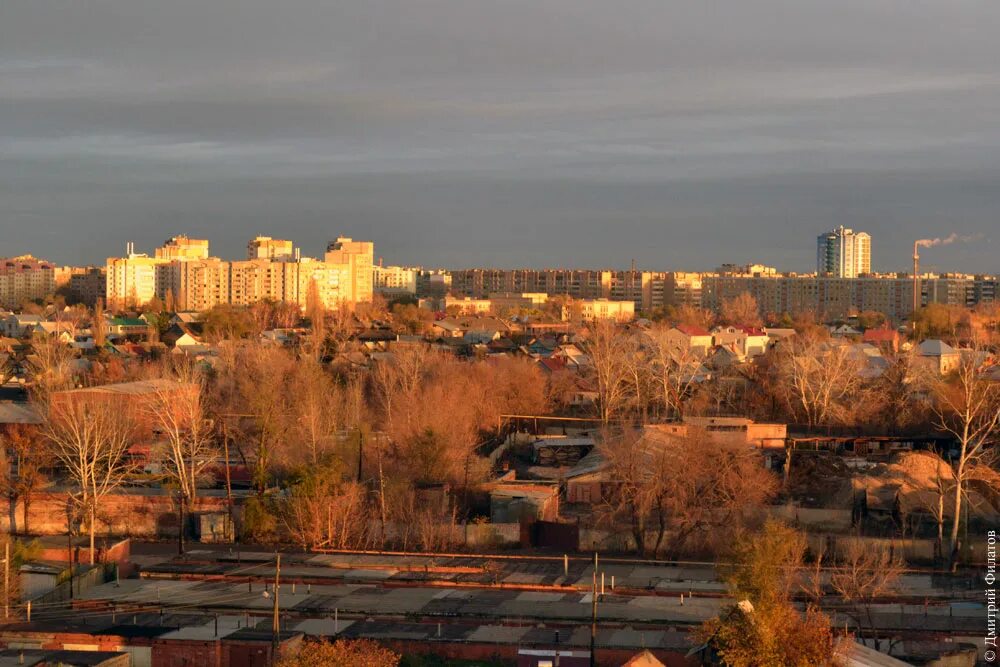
[2, 491, 232, 538]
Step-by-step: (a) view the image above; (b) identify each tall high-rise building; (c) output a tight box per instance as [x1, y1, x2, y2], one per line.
[817, 226, 871, 278]
[324, 237, 374, 304]
[0, 256, 56, 308]
[247, 236, 295, 260]
[154, 235, 210, 261]
[106, 245, 172, 309]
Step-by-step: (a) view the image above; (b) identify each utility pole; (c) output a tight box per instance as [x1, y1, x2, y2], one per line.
[177, 491, 185, 555]
[271, 553, 281, 663]
[3, 541, 9, 620]
[590, 551, 598, 667]
[356, 430, 364, 483]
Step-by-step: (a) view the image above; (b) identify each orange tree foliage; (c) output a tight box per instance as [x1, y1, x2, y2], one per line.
[277, 639, 400, 667]
[696, 519, 838, 667]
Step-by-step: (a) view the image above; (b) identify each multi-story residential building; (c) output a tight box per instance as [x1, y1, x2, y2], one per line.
[443, 292, 549, 316]
[816, 226, 872, 277]
[450, 268, 690, 312]
[373, 264, 418, 297]
[169, 258, 231, 312]
[325, 237, 374, 304]
[0, 256, 56, 308]
[702, 274, 918, 322]
[416, 269, 452, 298]
[154, 235, 210, 261]
[229, 258, 301, 306]
[54, 266, 107, 306]
[105, 249, 173, 309]
[567, 298, 635, 323]
[247, 236, 295, 260]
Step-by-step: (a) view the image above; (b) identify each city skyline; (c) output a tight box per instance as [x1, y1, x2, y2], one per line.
[3, 1, 1000, 273]
[4, 229, 992, 277]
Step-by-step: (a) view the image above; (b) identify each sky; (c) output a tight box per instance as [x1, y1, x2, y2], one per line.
[2, 0, 999, 273]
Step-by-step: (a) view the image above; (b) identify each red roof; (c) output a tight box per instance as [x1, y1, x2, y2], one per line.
[537, 357, 567, 374]
[676, 324, 711, 337]
[739, 326, 767, 336]
[863, 328, 899, 343]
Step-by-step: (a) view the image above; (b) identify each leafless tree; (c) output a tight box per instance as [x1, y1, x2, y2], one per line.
[42, 396, 139, 563]
[719, 292, 763, 328]
[830, 540, 905, 639]
[586, 322, 636, 423]
[25, 333, 77, 403]
[599, 426, 777, 557]
[772, 338, 865, 428]
[147, 366, 216, 508]
[645, 324, 705, 420]
[925, 341, 1000, 562]
[0, 425, 52, 534]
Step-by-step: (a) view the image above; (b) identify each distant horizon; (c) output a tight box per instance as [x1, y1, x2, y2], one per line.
[7, 230, 993, 278]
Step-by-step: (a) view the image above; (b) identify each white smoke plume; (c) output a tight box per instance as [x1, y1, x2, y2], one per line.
[915, 233, 979, 248]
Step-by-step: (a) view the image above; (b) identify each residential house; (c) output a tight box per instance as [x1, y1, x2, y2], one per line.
[1, 314, 43, 339]
[916, 339, 962, 375]
[710, 325, 770, 358]
[665, 325, 713, 357]
[490, 482, 560, 523]
[862, 326, 901, 354]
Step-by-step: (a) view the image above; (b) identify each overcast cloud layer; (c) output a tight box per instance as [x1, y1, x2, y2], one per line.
[2, 0, 999, 272]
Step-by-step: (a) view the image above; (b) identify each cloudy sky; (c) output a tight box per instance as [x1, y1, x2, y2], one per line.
[2, 0, 999, 272]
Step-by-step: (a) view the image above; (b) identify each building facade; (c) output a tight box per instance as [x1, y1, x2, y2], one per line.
[325, 237, 374, 304]
[247, 236, 295, 260]
[0, 256, 55, 308]
[154, 235, 210, 261]
[816, 226, 872, 278]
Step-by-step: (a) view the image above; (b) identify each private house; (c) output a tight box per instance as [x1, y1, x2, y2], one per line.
[916, 339, 961, 375]
[862, 326, 901, 354]
[665, 325, 713, 357]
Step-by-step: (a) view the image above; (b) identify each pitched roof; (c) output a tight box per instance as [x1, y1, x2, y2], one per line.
[863, 327, 899, 343]
[918, 339, 957, 356]
[675, 324, 711, 337]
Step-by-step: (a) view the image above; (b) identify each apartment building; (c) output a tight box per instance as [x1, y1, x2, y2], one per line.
[154, 235, 210, 261]
[105, 250, 173, 309]
[566, 298, 635, 322]
[373, 264, 418, 296]
[247, 236, 295, 260]
[55, 266, 107, 306]
[170, 258, 231, 311]
[450, 268, 692, 312]
[816, 226, 872, 277]
[325, 237, 374, 304]
[0, 256, 56, 308]
[416, 269, 452, 298]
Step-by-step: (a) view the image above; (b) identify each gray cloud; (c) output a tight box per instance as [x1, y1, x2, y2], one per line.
[2, 0, 1000, 271]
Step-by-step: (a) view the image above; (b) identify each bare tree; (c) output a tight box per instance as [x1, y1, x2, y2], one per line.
[42, 396, 139, 563]
[0, 425, 52, 534]
[830, 540, 905, 639]
[290, 359, 342, 466]
[926, 341, 1000, 562]
[586, 321, 636, 423]
[147, 368, 216, 511]
[772, 338, 865, 428]
[25, 333, 77, 403]
[599, 426, 777, 557]
[719, 292, 763, 328]
[645, 324, 705, 420]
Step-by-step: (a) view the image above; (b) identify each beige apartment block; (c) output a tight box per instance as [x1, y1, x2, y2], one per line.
[0, 256, 56, 308]
[247, 236, 295, 260]
[324, 237, 374, 304]
[154, 235, 210, 261]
